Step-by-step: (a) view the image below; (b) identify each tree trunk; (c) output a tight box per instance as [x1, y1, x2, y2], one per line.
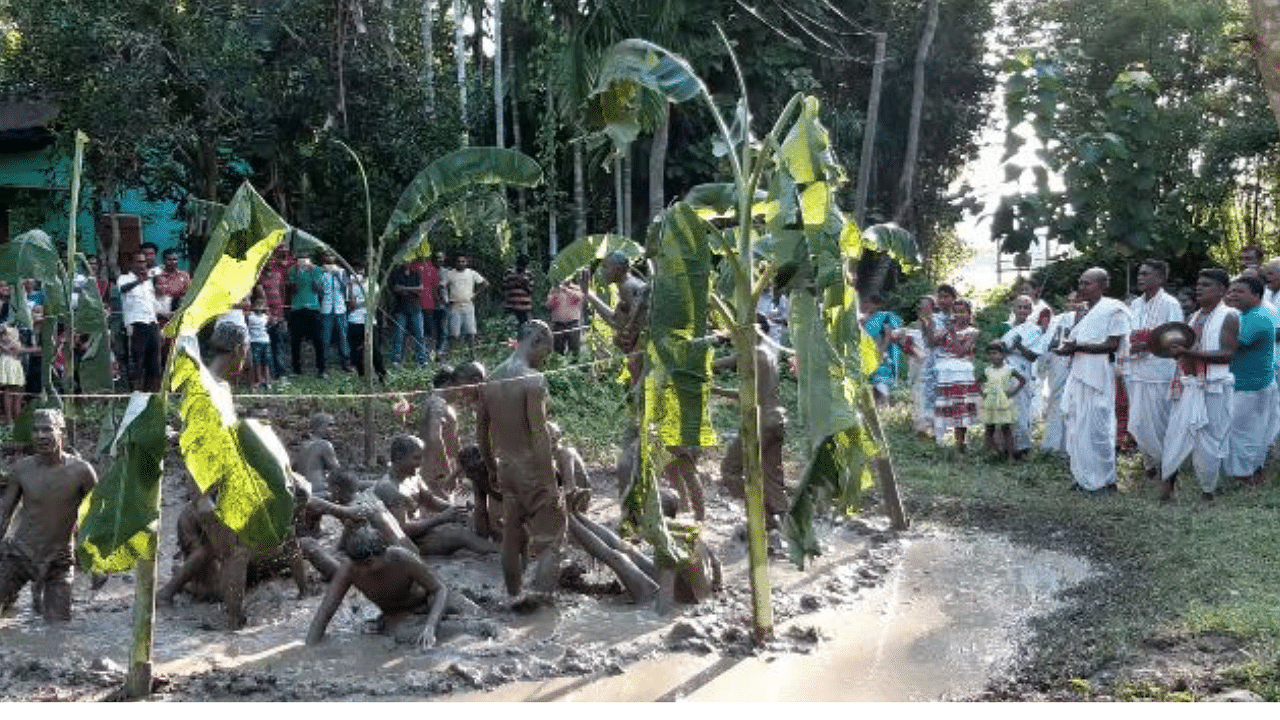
[649, 103, 670, 220]
[123, 552, 157, 697]
[893, 0, 940, 228]
[614, 154, 624, 235]
[508, 19, 530, 255]
[493, 0, 504, 147]
[453, 0, 468, 142]
[854, 32, 887, 228]
[1249, 0, 1280, 127]
[574, 141, 586, 240]
[421, 0, 435, 116]
[336, 0, 349, 130]
[621, 147, 633, 236]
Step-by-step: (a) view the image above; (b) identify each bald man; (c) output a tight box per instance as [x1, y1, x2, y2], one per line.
[1055, 268, 1132, 493]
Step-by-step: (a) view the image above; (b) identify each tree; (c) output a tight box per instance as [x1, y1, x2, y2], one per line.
[1249, 0, 1280, 126]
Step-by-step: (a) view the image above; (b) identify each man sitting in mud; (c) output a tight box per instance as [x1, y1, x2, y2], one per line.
[292, 412, 343, 538]
[566, 489, 721, 613]
[448, 444, 503, 541]
[300, 470, 419, 581]
[479, 320, 564, 599]
[0, 409, 97, 622]
[374, 434, 497, 556]
[158, 471, 311, 626]
[420, 367, 462, 498]
[549, 421, 588, 496]
[306, 523, 450, 649]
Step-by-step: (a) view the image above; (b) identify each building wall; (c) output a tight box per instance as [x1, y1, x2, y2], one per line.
[0, 147, 185, 262]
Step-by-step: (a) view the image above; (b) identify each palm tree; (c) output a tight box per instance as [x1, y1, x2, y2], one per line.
[1249, 0, 1280, 126]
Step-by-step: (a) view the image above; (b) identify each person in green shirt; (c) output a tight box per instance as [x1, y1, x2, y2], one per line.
[287, 254, 327, 376]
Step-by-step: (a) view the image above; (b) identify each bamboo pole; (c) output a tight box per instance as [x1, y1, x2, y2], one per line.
[65, 131, 88, 445]
[331, 139, 376, 466]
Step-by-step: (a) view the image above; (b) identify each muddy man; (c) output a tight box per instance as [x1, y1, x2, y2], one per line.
[478, 319, 564, 598]
[374, 434, 496, 556]
[0, 409, 97, 622]
[419, 367, 462, 498]
[292, 412, 342, 538]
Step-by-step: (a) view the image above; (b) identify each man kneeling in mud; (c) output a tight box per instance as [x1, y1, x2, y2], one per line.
[306, 524, 448, 649]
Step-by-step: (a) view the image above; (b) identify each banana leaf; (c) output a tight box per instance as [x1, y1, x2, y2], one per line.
[379, 147, 542, 244]
[682, 183, 777, 221]
[862, 222, 921, 271]
[168, 182, 289, 338]
[0, 229, 69, 317]
[588, 39, 708, 153]
[547, 234, 644, 285]
[77, 393, 166, 574]
[388, 193, 510, 268]
[168, 337, 294, 551]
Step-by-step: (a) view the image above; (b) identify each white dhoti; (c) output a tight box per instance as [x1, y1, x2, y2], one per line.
[1226, 381, 1279, 477]
[1125, 377, 1173, 472]
[1010, 383, 1035, 452]
[1063, 374, 1117, 491]
[1041, 355, 1070, 453]
[1161, 377, 1232, 493]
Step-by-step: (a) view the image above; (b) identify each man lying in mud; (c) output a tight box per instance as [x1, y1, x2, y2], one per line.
[0, 409, 97, 622]
[292, 412, 343, 538]
[374, 434, 497, 556]
[566, 488, 721, 613]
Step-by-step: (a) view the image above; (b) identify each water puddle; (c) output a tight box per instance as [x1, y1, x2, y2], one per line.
[445, 528, 1094, 702]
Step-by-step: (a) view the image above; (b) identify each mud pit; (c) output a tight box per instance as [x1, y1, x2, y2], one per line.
[0, 444, 1096, 703]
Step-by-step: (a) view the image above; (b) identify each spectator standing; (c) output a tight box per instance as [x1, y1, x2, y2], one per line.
[117, 251, 162, 392]
[545, 279, 585, 357]
[502, 255, 534, 329]
[1123, 259, 1184, 482]
[318, 251, 352, 372]
[415, 253, 441, 361]
[861, 293, 902, 407]
[347, 260, 386, 383]
[287, 253, 327, 377]
[153, 248, 192, 326]
[1224, 274, 1277, 488]
[389, 260, 427, 368]
[445, 254, 488, 359]
[1001, 294, 1049, 458]
[247, 301, 273, 390]
[429, 251, 450, 357]
[257, 246, 292, 379]
[0, 280, 12, 325]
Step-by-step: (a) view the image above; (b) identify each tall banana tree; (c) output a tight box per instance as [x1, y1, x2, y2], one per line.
[585, 36, 909, 641]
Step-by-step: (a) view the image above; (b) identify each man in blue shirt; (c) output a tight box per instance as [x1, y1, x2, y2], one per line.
[1225, 274, 1277, 487]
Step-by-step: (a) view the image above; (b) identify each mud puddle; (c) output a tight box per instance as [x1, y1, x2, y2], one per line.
[443, 527, 1095, 702]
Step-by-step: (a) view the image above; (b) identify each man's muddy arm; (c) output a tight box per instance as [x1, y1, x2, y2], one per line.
[306, 561, 354, 644]
[584, 290, 618, 327]
[394, 548, 447, 649]
[0, 480, 20, 538]
[476, 397, 496, 482]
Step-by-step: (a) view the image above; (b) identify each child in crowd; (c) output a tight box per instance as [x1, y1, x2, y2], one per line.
[247, 301, 273, 390]
[0, 322, 26, 425]
[978, 341, 1026, 460]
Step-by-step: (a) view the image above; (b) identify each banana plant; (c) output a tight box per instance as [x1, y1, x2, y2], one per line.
[587, 36, 909, 640]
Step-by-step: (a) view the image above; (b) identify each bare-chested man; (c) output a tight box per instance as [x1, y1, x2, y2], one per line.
[448, 444, 503, 541]
[584, 252, 650, 383]
[292, 412, 342, 538]
[0, 409, 97, 621]
[374, 434, 496, 556]
[715, 315, 788, 529]
[478, 320, 564, 597]
[420, 367, 462, 497]
[306, 524, 449, 649]
[300, 471, 419, 580]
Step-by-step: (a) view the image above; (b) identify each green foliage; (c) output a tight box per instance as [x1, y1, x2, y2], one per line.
[168, 338, 295, 551]
[77, 394, 166, 574]
[170, 183, 290, 337]
[546, 233, 644, 285]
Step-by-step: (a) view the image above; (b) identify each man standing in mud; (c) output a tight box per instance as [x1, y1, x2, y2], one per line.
[478, 320, 564, 598]
[584, 252, 649, 385]
[0, 409, 97, 621]
[293, 412, 342, 538]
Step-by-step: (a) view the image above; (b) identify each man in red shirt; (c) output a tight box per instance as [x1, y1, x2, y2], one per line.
[414, 255, 441, 361]
[545, 279, 585, 357]
[256, 245, 294, 378]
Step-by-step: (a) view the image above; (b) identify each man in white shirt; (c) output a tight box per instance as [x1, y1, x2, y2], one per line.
[444, 254, 488, 359]
[1124, 259, 1184, 483]
[117, 251, 162, 392]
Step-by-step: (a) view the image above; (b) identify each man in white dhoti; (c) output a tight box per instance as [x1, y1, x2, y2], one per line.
[1260, 259, 1280, 376]
[1058, 268, 1132, 492]
[1224, 275, 1277, 487]
[1123, 259, 1184, 483]
[1001, 295, 1048, 458]
[1162, 269, 1239, 502]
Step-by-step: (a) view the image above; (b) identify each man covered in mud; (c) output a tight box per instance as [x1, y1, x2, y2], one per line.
[292, 412, 343, 538]
[0, 409, 97, 622]
[715, 314, 788, 530]
[306, 524, 449, 649]
[448, 444, 503, 541]
[420, 367, 462, 497]
[566, 489, 721, 612]
[478, 319, 564, 598]
[300, 471, 419, 581]
[374, 434, 497, 556]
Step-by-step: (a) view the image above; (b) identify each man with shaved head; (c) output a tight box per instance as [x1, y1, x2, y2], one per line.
[1055, 267, 1132, 493]
[1123, 259, 1184, 483]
